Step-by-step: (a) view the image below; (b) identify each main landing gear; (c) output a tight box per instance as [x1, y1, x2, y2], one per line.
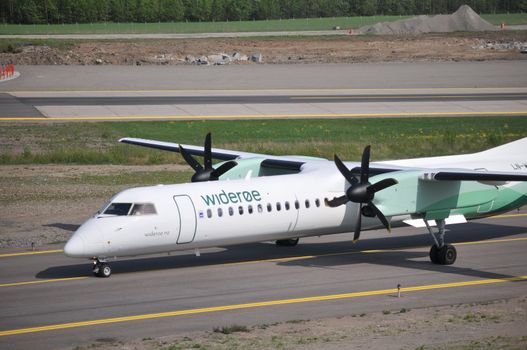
[424, 219, 457, 265]
[275, 238, 300, 247]
[93, 259, 112, 278]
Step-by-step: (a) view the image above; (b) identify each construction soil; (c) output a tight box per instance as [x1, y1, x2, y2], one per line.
[1, 30, 527, 66]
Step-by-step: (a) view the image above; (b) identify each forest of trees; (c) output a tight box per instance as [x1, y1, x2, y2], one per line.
[1, 0, 526, 24]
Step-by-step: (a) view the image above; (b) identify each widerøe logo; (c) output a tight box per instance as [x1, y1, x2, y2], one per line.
[201, 189, 262, 206]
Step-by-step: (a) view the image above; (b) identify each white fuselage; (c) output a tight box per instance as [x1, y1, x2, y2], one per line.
[64, 138, 527, 260]
[65, 165, 377, 259]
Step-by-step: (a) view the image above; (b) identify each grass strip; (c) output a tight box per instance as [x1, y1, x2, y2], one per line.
[0, 13, 525, 35]
[1, 117, 526, 165]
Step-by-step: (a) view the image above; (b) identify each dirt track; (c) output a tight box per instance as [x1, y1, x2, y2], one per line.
[2, 31, 526, 65]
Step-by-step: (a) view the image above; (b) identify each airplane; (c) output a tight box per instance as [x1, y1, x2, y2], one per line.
[64, 134, 527, 277]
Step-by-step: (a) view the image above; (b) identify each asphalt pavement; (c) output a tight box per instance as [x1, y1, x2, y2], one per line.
[0, 212, 526, 349]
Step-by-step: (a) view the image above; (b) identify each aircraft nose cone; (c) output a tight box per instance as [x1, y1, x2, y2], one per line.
[64, 234, 85, 257]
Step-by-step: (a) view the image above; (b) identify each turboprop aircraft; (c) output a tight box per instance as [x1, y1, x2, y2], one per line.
[64, 134, 527, 277]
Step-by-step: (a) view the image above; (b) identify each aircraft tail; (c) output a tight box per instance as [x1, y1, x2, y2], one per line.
[469, 137, 527, 171]
[477, 137, 527, 157]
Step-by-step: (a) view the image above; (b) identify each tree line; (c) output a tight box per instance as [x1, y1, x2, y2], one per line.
[1, 0, 526, 24]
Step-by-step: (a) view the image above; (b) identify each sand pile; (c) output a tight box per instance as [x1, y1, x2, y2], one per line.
[359, 5, 497, 35]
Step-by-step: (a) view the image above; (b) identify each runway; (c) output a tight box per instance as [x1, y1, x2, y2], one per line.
[0, 211, 526, 349]
[1, 62, 526, 121]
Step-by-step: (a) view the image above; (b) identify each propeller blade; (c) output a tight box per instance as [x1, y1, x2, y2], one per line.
[204, 132, 212, 170]
[360, 145, 371, 184]
[368, 178, 398, 194]
[369, 202, 391, 232]
[179, 144, 203, 172]
[353, 204, 362, 243]
[210, 161, 238, 179]
[325, 195, 349, 208]
[334, 154, 357, 185]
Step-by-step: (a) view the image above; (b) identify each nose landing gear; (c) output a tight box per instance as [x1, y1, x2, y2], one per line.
[93, 259, 112, 278]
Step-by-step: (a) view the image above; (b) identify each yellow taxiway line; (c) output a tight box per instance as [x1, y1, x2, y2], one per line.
[2, 111, 527, 121]
[7, 87, 527, 94]
[0, 249, 63, 258]
[0, 275, 525, 337]
[491, 213, 527, 219]
[0, 277, 87, 288]
[290, 94, 527, 100]
[2, 236, 526, 290]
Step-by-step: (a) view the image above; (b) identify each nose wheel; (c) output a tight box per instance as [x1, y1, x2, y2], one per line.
[93, 259, 112, 278]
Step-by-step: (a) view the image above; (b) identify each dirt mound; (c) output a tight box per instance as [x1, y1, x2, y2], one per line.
[360, 5, 497, 35]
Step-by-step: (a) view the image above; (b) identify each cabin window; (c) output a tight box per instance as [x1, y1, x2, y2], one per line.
[267, 203, 272, 212]
[285, 201, 290, 210]
[248, 205, 253, 214]
[103, 203, 132, 216]
[315, 199, 321, 207]
[276, 202, 281, 211]
[207, 209, 212, 218]
[130, 203, 157, 216]
[218, 208, 223, 217]
[239, 206, 244, 215]
[294, 200, 300, 210]
[305, 200, 310, 209]
[257, 204, 263, 213]
[228, 207, 234, 216]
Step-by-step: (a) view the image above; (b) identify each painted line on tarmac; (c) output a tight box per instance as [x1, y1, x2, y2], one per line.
[224, 237, 527, 267]
[2, 111, 527, 121]
[1, 275, 526, 337]
[1, 236, 525, 290]
[491, 213, 527, 219]
[0, 249, 63, 258]
[8, 87, 527, 94]
[453, 237, 527, 246]
[0, 277, 87, 288]
[290, 94, 527, 100]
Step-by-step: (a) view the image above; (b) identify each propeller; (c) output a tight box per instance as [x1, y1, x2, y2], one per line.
[179, 133, 237, 182]
[325, 146, 398, 243]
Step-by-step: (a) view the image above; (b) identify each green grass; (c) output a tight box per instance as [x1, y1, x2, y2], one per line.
[0, 16, 409, 35]
[1, 117, 526, 165]
[1, 13, 525, 35]
[481, 13, 527, 25]
[0, 38, 76, 53]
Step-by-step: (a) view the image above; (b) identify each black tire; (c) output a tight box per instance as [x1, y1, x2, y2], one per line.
[95, 263, 112, 278]
[275, 238, 299, 247]
[438, 245, 457, 265]
[429, 245, 440, 264]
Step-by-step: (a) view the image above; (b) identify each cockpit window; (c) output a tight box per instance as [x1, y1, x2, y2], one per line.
[130, 203, 157, 216]
[103, 203, 132, 216]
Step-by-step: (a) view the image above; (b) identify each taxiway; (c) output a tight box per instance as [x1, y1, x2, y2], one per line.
[0, 211, 526, 349]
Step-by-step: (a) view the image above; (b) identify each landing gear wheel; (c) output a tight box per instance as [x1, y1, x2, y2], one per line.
[438, 244, 457, 265]
[429, 245, 440, 264]
[275, 238, 299, 247]
[93, 262, 112, 278]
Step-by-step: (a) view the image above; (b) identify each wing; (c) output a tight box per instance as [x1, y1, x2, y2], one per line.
[120, 137, 307, 173]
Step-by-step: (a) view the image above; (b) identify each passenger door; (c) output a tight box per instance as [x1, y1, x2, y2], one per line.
[173, 195, 197, 244]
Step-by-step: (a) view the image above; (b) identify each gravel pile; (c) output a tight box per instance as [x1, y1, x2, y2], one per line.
[359, 5, 497, 35]
[472, 39, 527, 51]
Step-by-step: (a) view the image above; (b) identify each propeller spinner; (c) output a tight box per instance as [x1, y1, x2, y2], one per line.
[179, 133, 237, 182]
[325, 146, 398, 242]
